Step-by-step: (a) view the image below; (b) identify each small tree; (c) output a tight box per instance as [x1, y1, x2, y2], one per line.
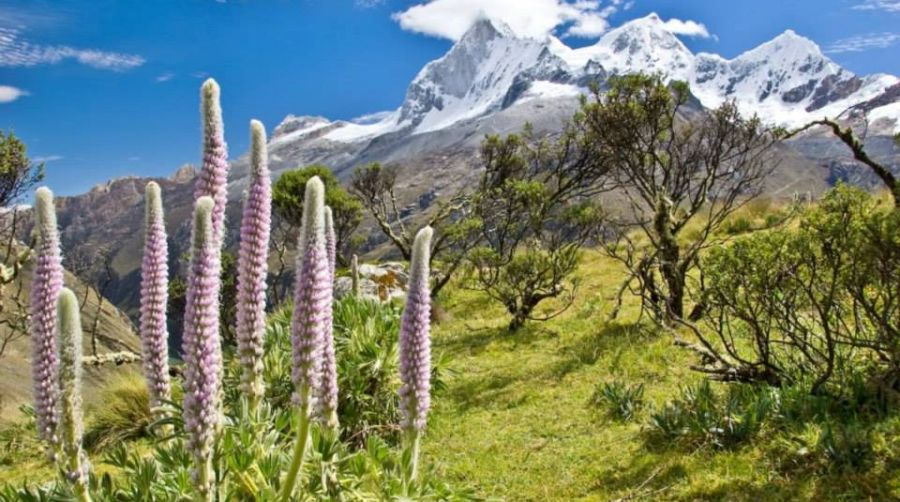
[468, 123, 609, 331]
[350, 162, 480, 297]
[272, 165, 362, 266]
[1, 130, 45, 209]
[0, 131, 43, 360]
[581, 74, 776, 323]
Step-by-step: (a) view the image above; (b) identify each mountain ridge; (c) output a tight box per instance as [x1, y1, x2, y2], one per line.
[46, 13, 900, 328]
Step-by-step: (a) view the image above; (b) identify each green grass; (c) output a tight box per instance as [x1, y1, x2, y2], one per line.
[424, 250, 900, 501]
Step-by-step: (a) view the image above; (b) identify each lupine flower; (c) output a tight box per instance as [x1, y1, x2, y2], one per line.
[317, 206, 338, 427]
[281, 177, 331, 500]
[236, 119, 271, 411]
[56, 288, 91, 502]
[139, 181, 172, 410]
[181, 196, 222, 500]
[399, 226, 433, 433]
[398, 226, 433, 483]
[196, 78, 229, 247]
[29, 187, 63, 452]
[290, 176, 330, 411]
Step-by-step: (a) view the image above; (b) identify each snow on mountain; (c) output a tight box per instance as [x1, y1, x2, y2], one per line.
[556, 12, 695, 81]
[273, 13, 899, 147]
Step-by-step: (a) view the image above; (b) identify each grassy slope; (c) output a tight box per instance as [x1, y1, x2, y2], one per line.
[426, 250, 900, 501]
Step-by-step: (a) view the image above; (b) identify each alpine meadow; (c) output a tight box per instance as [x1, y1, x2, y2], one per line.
[2, 1, 900, 500]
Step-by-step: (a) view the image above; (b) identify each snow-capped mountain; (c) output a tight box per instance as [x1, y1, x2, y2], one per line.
[48, 13, 899, 327]
[272, 12, 898, 148]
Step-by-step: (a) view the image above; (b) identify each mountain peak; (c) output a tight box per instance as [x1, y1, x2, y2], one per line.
[758, 28, 824, 56]
[459, 17, 515, 44]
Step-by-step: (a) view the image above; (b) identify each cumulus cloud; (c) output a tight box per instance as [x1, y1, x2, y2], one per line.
[0, 85, 28, 103]
[852, 0, 900, 12]
[0, 27, 144, 71]
[825, 32, 900, 53]
[392, 0, 626, 40]
[660, 18, 712, 39]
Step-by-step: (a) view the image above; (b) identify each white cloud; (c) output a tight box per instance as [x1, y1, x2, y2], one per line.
[660, 18, 712, 39]
[33, 155, 63, 163]
[0, 27, 144, 71]
[825, 32, 900, 53]
[392, 0, 626, 40]
[356, 0, 385, 7]
[852, 1, 900, 12]
[0, 85, 28, 103]
[155, 72, 174, 83]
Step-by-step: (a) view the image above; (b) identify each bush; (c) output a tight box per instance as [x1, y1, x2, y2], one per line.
[695, 185, 900, 394]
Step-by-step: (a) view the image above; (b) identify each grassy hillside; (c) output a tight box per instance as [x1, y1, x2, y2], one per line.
[425, 249, 900, 501]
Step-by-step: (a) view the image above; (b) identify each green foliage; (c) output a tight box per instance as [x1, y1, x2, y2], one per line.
[592, 380, 644, 421]
[260, 296, 446, 447]
[468, 128, 606, 330]
[582, 73, 774, 322]
[700, 185, 900, 393]
[646, 381, 775, 450]
[0, 130, 44, 208]
[272, 165, 363, 263]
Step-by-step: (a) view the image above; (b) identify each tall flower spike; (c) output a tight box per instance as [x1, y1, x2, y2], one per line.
[57, 288, 91, 502]
[281, 176, 331, 501]
[398, 226, 433, 482]
[196, 78, 229, 247]
[29, 187, 63, 453]
[317, 206, 338, 427]
[181, 196, 222, 501]
[139, 182, 172, 412]
[236, 120, 271, 412]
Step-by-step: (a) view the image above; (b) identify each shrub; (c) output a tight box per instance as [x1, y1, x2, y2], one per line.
[694, 185, 900, 394]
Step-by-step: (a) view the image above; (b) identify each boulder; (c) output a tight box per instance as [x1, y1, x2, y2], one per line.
[334, 261, 409, 303]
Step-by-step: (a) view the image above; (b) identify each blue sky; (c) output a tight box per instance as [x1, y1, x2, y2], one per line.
[1, 0, 899, 197]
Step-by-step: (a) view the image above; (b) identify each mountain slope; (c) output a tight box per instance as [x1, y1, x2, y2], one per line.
[47, 13, 899, 324]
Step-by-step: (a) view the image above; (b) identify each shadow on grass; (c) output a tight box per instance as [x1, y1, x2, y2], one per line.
[586, 453, 689, 500]
[436, 322, 559, 358]
[551, 322, 658, 379]
[447, 372, 525, 413]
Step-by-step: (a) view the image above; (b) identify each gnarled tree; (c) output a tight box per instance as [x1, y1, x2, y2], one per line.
[581, 74, 777, 323]
[350, 162, 479, 297]
[468, 121, 610, 331]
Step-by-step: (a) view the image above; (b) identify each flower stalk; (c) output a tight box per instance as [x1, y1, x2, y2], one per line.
[196, 78, 229, 247]
[317, 206, 338, 428]
[236, 120, 271, 414]
[281, 177, 330, 501]
[182, 196, 223, 501]
[399, 226, 433, 484]
[29, 187, 64, 457]
[57, 288, 91, 502]
[139, 182, 172, 413]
